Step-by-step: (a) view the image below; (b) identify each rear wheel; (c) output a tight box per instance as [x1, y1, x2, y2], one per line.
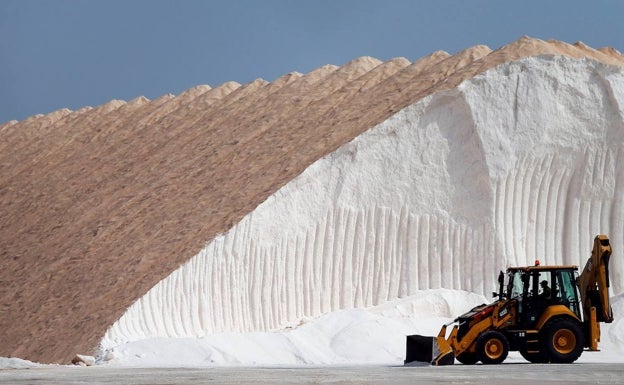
[541, 318, 584, 363]
[519, 349, 549, 363]
[476, 331, 509, 364]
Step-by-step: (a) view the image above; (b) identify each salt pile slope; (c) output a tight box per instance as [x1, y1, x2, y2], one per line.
[103, 54, 624, 348]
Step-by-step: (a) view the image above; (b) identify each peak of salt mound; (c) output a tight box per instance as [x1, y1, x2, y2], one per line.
[324, 56, 383, 83]
[96, 99, 126, 114]
[408, 50, 451, 71]
[488, 35, 624, 65]
[547, 39, 603, 59]
[572, 40, 604, 56]
[127, 96, 150, 107]
[485, 36, 560, 63]
[445, 45, 493, 76]
[248, 78, 269, 87]
[158, 93, 176, 101]
[422, 50, 453, 65]
[570, 41, 624, 66]
[457, 44, 493, 60]
[522, 38, 624, 66]
[0, 120, 18, 130]
[547, 39, 619, 64]
[342, 56, 383, 72]
[42, 108, 72, 124]
[160, 86, 220, 114]
[364, 50, 450, 99]
[40, 105, 91, 128]
[459, 36, 607, 76]
[165, 81, 241, 113]
[226, 78, 269, 102]
[271, 72, 303, 87]
[597, 47, 624, 65]
[421, 44, 492, 81]
[29, 108, 73, 129]
[388, 57, 411, 66]
[3, 108, 70, 131]
[166, 85, 214, 107]
[177, 85, 212, 99]
[353, 57, 412, 93]
[305, 64, 339, 82]
[327, 57, 384, 85]
[75, 106, 93, 114]
[373, 57, 412, 76]
[48, 108, 72, 117]
[599, 46, 623, 57]
[24, 113, 44, 122]
[429, 50, 451, 58]
[130, 93, 177, 127]
[206, 81, 241, 99]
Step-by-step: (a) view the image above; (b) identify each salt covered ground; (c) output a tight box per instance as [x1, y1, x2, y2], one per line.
[2, 365, 624, 385]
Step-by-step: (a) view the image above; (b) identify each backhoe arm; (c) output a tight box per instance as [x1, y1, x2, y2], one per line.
[578, 235, 613, 323]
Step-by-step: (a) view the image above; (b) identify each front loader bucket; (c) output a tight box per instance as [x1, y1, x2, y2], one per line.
[405, 334, 455, 366]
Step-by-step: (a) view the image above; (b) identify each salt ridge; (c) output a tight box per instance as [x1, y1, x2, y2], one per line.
[102, 55, 624, 349]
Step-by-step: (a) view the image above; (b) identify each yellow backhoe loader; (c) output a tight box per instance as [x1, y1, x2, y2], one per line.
[405, 234, 614, 365]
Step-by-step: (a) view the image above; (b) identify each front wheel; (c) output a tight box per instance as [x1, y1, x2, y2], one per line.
[541, 318, 584, 363]
[476, 331, 509, 364]
[456, 352, 479, 365]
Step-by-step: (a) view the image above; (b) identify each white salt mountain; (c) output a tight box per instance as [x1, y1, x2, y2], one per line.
[102, 55, 624, 351]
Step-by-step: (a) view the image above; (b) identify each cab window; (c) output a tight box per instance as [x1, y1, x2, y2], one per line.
[555, 270, 581, 318]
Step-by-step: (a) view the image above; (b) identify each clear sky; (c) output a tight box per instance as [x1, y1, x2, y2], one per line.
[1, 0, 623, 123]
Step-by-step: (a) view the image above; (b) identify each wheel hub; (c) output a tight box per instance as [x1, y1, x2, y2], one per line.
[485, 339, 503, 358]
[553, 329, 575, 354]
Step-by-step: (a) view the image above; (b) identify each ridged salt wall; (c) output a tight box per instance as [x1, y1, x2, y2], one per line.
[495, 149, 624, 268]
[102, 56, 624, 348]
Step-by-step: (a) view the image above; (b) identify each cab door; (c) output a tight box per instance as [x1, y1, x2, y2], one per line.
[553, 269, 581, 319]
[519, 270, 553, 327]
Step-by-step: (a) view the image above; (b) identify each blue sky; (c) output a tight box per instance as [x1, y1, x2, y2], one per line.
[1, 0, 623, 123]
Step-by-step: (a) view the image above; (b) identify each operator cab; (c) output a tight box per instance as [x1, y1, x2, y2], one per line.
[506, 265, 581, 328]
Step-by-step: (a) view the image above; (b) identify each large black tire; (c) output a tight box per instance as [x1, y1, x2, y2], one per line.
[519, 349, 549, 363]
[456, 352, 479, 365]
[541, 318, 584, 363]
[476, 331, 509, 364]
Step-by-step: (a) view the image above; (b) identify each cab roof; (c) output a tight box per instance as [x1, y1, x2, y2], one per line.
[507, 265, 578, 273]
